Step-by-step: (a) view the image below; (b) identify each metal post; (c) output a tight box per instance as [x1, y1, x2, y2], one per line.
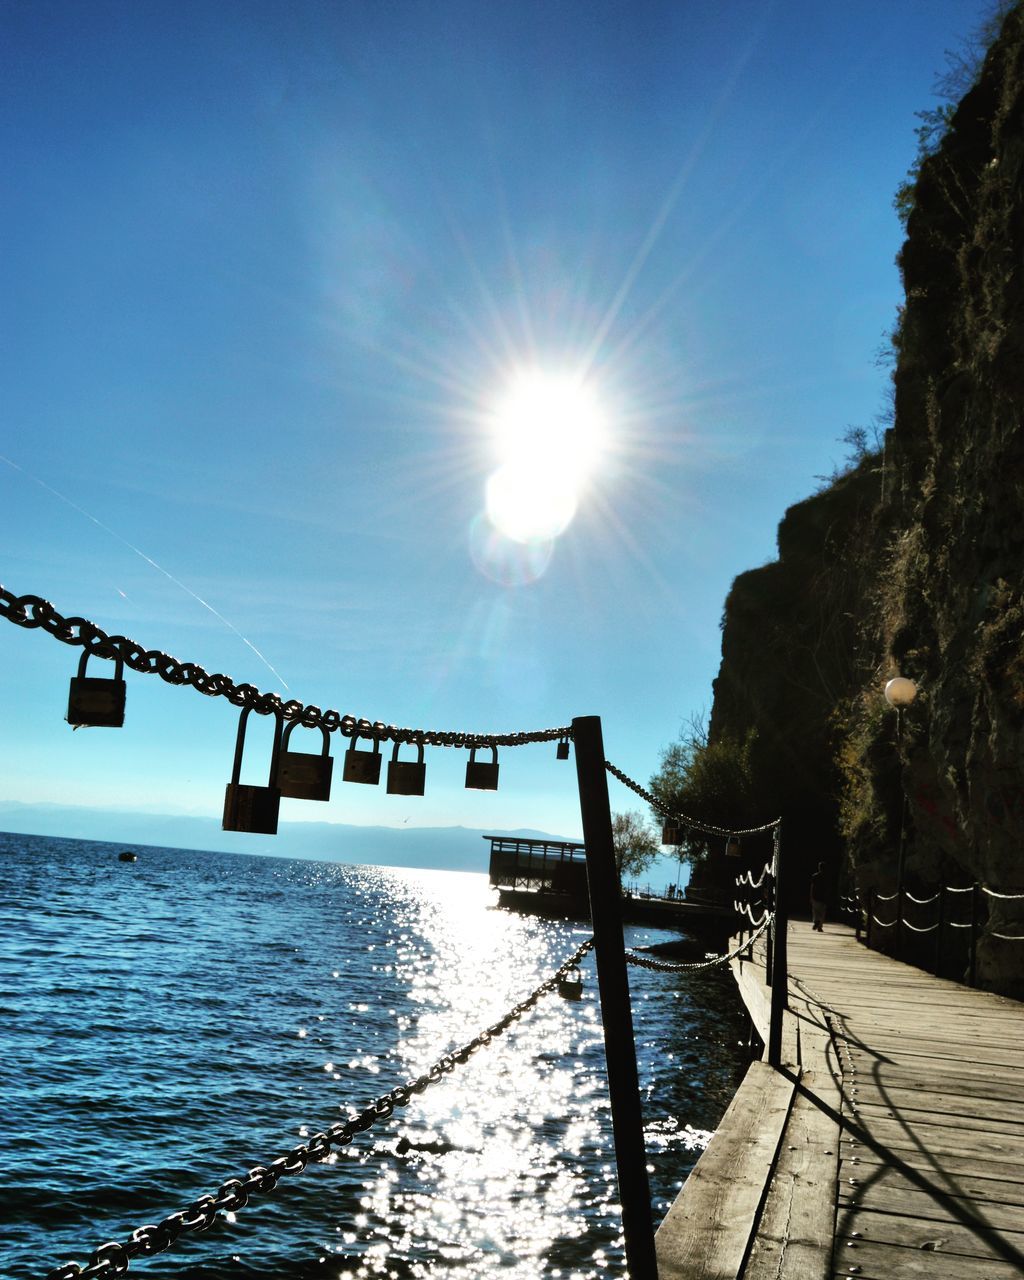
[572, 716, 657, 1280]
[934, 885, 946, 975]
[895, 707, 908, 956]
[866, 887, 875, 949]
[764, 871, 774, 986]
[968, 883, 980, 987]
[766, 825, 788, 1069]
[855, 891, 862, 942]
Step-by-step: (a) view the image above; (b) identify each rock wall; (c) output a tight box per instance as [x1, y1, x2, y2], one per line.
[709, 5, 1024, 995]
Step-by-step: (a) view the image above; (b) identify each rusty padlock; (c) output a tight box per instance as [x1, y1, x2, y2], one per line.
[66, 650, 126, 727]
[725, 837, 742, 858]
[277, 720, 333, 802]
[465, 744, 499, 791]
[556, 737, 570, 760]
[343, 733, 382, 785]
[223, 705, 283, 834]
[558, 965, 584, 1001]
[662, 821, 681, 845]
[386, 739, 426, 796]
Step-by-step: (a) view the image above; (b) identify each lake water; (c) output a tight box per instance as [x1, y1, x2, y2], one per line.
[1, 831, 747, 1279]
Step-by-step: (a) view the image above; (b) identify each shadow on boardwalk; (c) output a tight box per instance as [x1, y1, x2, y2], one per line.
[655, 922, 1024, 1279]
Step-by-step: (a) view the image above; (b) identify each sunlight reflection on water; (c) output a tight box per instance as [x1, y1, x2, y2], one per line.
[2, 840, 746, 1280]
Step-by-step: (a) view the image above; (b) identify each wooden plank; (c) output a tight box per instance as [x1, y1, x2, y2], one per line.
[743, 1069, 840, 1280]
[836, 1180, 1024, 1231]
[655, 1060, 794, 1280]
[829, 1237, 1024, 1278]
[731, 949, 799, 1067]
[851, 1100, 1024, 1139]
[731, 951, 772, 1048]
[835, 1033, 1024, 1068]
[836, 1159, 1024, 1207]
[837, 1116, 1024, 1165]
[843, 1052, 1024, 1092]
[840, 1137, 1024, 1183]
[836, 1206, 1024, 1265]
[842, 1079, 1024, 1112]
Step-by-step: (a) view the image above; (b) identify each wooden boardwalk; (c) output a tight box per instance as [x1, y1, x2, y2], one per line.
[655, 921, 1024, 1279]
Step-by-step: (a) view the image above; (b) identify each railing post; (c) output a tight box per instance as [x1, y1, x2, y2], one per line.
[572, 716, 657, 1280]
[767, 826, 788, 1069]
[895, 886, 904, 958]
[764, 872, 774, 986]
[854, 892, 862, 942]
[968, 883, 980, 988]
[866, 887, 875, 949]
[934, 885, 946, 975]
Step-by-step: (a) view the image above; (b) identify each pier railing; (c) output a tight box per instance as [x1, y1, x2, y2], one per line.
[840, 880, 1024, 986]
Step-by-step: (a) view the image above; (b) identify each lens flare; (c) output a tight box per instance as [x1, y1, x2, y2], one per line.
[484, 369, 607, 544]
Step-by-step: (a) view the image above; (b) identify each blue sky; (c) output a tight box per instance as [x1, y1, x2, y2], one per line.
[0, 0, 993, 850]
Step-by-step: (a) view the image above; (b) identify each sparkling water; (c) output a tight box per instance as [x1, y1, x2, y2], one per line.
[1, 832, 747, 1279]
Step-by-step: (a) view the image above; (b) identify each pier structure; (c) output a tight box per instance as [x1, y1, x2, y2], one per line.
[484, 832, 736, 929]
[656, 921, 1024, 1278]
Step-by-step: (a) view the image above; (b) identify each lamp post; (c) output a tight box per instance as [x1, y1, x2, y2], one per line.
[884, 676, 917, 952]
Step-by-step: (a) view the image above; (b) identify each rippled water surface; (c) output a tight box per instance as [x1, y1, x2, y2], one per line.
[1, 833, 747, 1278]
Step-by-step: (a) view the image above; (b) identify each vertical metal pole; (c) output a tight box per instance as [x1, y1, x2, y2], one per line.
[968, 883, 980, 987]
[767, 825, 789, 1069]
[895, 707, 907, 957]
[764, 870, 775, 985]
[934, 885, 946, 975]
[572, 716, 657, 1280]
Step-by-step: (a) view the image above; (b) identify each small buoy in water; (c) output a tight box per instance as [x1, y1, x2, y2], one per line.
[118, 851, 137, 862]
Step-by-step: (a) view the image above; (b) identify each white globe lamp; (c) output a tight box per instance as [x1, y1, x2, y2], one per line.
[884, 676, 918, 708]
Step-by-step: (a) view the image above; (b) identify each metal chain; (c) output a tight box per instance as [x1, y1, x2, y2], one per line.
[624, 912, 773, 972]
[604, 760, 781, 838]
[0, 586, 570, 749]
[45, 938, 594, 1280]
[981, 886, 1024, 900]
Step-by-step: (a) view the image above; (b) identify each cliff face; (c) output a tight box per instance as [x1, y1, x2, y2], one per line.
[709, 6, 1024, 995]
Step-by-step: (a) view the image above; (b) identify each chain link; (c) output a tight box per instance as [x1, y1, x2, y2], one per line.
[0, 586, 571, 750]
[624, 913, 773, 972]
[604, 760, 781, 838]
[45, 938, 594, 1279]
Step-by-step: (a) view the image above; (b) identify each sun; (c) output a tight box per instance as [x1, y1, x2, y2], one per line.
[484, 369, 608, 543]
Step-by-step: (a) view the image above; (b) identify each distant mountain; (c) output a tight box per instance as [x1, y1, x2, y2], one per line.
[0, 800, 579, 873]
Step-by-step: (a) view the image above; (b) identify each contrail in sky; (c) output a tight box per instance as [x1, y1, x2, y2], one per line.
[0, 454, 289, 690]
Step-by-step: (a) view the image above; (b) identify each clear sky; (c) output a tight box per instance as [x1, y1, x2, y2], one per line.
[0, 0, 994, 848]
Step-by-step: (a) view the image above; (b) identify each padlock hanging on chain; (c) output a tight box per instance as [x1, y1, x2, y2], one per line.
[277, 720, 333, 802]
[343, 733, 382, 785]
[67, 650, 126, 727]
[387, 740, 426, 796]
[558, 965, 584, 1000]
[465, 744, 498, 791]
[556, 736, 570, 760]
[223, 705, 283, 834]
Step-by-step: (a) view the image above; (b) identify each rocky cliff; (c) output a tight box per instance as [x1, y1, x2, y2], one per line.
[708, 5, 1024, 995]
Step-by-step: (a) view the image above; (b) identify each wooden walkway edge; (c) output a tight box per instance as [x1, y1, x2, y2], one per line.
[654, 922, 1024, 1279]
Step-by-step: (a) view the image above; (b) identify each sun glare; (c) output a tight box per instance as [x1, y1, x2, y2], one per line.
[485, 370, 607, 544]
